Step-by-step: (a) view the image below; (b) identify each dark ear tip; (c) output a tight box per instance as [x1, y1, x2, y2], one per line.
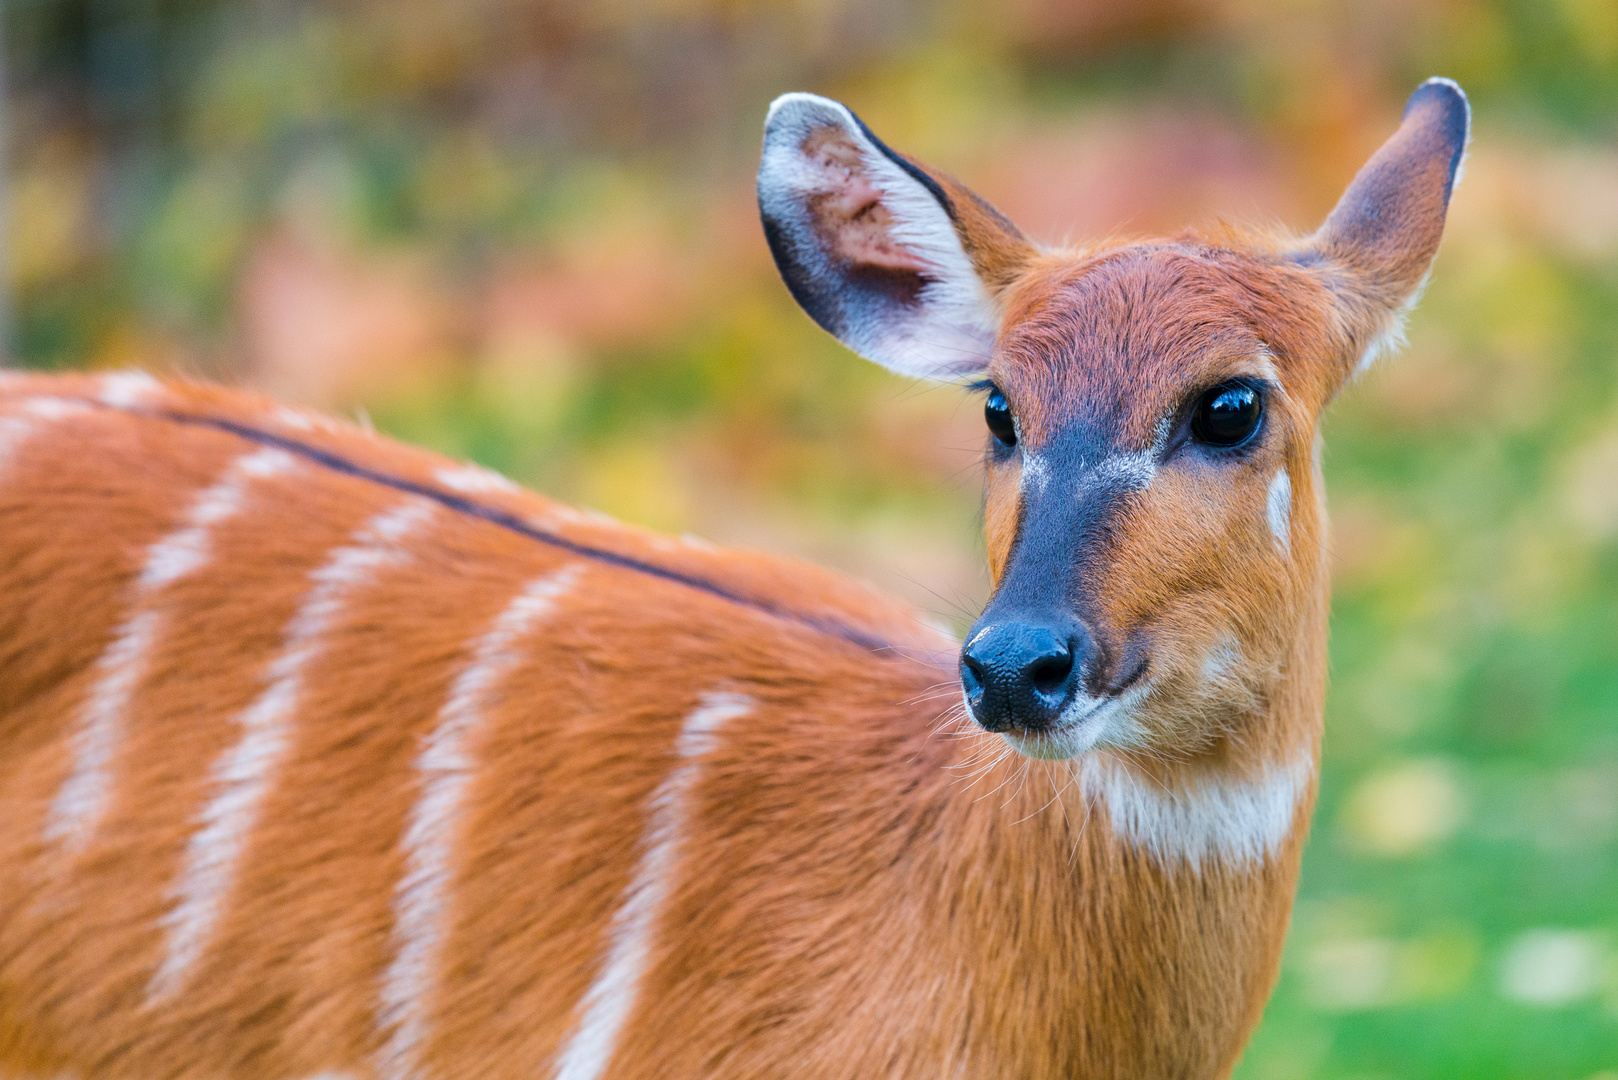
[761, 92, 852, 148]
[1405, 77, 1471, 146]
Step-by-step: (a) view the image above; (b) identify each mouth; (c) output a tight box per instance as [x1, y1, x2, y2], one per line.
[957, 646, 1153, 760]
[998, 698, 1116, 760]
[987, 681, 1151, 761]
[1104, 654, 1151, 696]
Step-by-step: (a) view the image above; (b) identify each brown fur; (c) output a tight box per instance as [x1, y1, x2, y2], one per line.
[0, 373, 1296, 1079]
[0, 82, 1465, 1080]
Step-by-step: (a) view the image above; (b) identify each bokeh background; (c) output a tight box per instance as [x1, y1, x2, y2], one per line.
[3, 0, 1616, 1075]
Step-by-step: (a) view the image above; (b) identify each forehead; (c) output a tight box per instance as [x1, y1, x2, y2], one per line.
[990, 245, 1267, 448]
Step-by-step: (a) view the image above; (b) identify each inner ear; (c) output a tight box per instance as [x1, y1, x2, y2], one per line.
[1304, 78, 1470, 378]
[801, 129, 933, 276]
[758, 93, 1035, 381]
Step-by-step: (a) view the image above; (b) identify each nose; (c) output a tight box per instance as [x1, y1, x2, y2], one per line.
[959, 620, 1088, 733]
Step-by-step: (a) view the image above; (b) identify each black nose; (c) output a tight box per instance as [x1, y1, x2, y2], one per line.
[959, 621, 1087, 733]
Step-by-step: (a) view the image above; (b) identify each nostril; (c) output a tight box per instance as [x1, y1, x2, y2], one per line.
[1026, 649, 1073, 695]
[959, 619, 1087, 733]
[959, 654, 986, 697]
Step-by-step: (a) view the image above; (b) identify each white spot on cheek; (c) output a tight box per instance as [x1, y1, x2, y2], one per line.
[1267, 468, 1292, 554]
[1199, 635, 1244, 685]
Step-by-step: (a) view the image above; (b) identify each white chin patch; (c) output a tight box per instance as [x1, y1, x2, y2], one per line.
[996, 683, 1150, 761]
[1081, 749, 1315, 870]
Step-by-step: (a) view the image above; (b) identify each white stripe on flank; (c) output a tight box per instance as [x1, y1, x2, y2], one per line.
[0, 395, 89, 474]
[141, 448, 298, 591]
[434, 463, 520, 495]
[551, 690, 754, 1080]
[19, 396, 91, 422]
[273, 406, 320, 432]
[46, 609, 161, 850]
[45, 447, 298, 855]
[1082, 748, 1314, 870]
[376, 564, 584, 1080]
[148, 498, 438, 1002]
[97, 370, 164, 409]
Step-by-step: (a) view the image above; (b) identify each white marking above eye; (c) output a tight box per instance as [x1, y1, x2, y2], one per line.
[1252, 347, 1281, 385]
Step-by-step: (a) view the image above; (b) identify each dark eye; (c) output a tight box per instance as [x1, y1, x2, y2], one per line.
[1190, 381, 1263, 448]
[984, 388, 1017, 447]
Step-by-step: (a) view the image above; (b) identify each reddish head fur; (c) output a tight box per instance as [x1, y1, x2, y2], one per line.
[760, 80, 1466, 767]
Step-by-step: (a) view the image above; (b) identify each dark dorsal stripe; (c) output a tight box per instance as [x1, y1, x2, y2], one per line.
[81, 398, 909, 659]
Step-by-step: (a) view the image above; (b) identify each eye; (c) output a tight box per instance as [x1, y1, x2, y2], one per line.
[1190, 381, 1263, 449]
[984, 388, 1017, 448]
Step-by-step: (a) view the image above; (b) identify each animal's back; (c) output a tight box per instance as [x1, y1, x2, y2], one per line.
[0, 372, 961, 1080]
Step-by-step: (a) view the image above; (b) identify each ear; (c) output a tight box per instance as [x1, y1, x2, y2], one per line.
[757, 93, 1037, 380]
[1304, 78, 1471, 376]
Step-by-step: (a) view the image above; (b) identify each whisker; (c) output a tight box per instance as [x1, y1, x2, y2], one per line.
[1069, 761, 1096, 867]
[1000, 756, 1034, 810]
[974, 749, 1025, 803]
[1013, 761, 1069, 826]
[956, 743, 1014, 792]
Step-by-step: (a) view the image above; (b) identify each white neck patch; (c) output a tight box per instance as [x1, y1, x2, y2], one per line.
[1080, 749, 1314, 870]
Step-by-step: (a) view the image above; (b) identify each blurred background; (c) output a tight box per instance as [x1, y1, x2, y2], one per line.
[2, 0, 1616, 1075]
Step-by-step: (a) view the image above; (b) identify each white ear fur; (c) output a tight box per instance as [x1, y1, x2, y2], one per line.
[757, 93, 998, 380]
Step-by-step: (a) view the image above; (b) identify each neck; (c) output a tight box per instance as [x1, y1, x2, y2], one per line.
[921, 575, 1328, 1077]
